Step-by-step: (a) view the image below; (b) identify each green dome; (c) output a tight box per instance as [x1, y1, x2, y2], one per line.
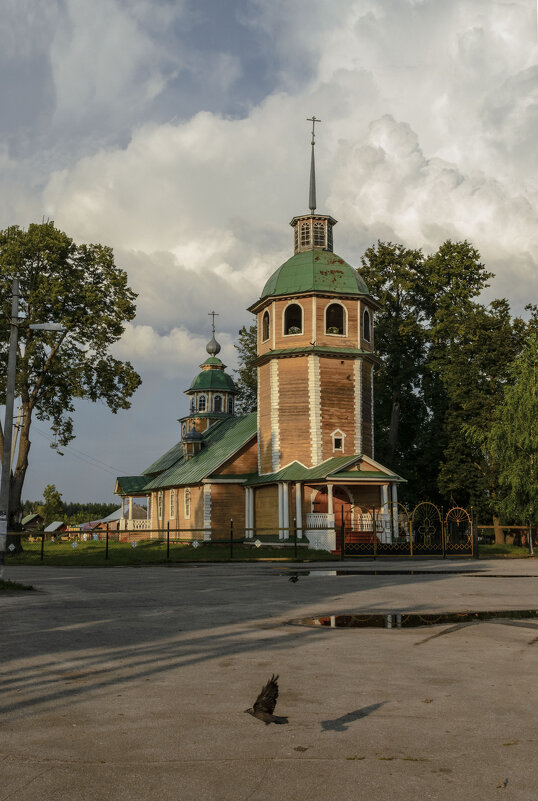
[261, 249, 369, 300]
[189, 370, 237, 393]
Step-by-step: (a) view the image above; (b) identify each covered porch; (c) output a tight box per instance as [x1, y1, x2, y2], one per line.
[114, 476, 151, 531]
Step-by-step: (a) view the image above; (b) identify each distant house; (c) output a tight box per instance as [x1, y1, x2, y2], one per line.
[44, 521, 67, 538]
[22, 513, 44, 532]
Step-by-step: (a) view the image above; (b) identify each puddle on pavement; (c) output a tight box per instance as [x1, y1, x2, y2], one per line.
[279, 569, 538, 578]
[292, 610, 538, 629]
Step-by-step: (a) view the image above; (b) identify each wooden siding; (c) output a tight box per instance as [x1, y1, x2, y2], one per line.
[215, 437, 258, 475]
[258, 362, 273, 474]
[319, 356, 356, 459]
[210, 484, 245, 537]
[361, 362, 373, 456]
[254, 485, 279, 531]
[277, 358, 311, 467]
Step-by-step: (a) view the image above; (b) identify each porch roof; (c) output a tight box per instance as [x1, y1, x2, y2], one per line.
[246, 456, 405, 486]
[115, 475, 150, 495]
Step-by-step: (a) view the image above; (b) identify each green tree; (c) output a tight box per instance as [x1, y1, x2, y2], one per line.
[37, 484, 64, 527]
[234, 324, 257, 413]
[0, 222, 141, 526]
[485, 331, 538, 526]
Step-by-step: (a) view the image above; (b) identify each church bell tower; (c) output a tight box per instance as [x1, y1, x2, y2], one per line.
[248, 117, 380, 475]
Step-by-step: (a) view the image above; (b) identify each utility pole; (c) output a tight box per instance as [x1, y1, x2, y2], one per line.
[0, 278, 20, 580]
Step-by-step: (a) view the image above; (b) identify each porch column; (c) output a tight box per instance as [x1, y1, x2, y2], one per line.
[244, 488, 254, 538]
[380, 486, 389, 543]
[391, 483, 399, 540]
[295, 482, 303, 539]
[327, 484, 334, 517]
[278, 484, 284, 540]
[128, 497, 133, 520]
[282, 482, 290, 540]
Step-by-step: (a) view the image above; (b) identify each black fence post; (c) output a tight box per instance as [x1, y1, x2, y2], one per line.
[472, 511, 479, 559]
[441, 506, 446, 559]
[230, 518, 234, 559]
[105, 523, 109, 560]
[167, 521, 170, 561]
[293, 517, 297, 560]
[40, 530, 45, 561]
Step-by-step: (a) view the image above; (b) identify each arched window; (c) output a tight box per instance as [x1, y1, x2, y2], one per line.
[181, 423, 187, 439]
[158, 491, 164, 520]
[170, 489, 175, 519]
[227, 396, 234, 414]
[331, 429, 346, 453]
[184, 488, 190, 518]
[300, 221, 310, 247]
[262, 310, 270, 342]
[198, 395, 206, 412]
[214, 395, 223, 412]
[363, 309, 371, 342]
[326, 303, 345, 335]
[313, 221, 325, 247]
[284, 303, 303, 335]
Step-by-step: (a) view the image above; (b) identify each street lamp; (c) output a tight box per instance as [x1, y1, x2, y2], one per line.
[0, 278, 65, 579]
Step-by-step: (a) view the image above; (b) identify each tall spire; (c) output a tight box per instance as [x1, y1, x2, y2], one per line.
[307, 115, 321, 212]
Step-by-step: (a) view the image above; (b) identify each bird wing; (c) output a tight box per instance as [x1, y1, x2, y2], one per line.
[253, 674, 279, 716]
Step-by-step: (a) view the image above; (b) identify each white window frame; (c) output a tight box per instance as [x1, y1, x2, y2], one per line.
[363, 308, 371, 343]
[331, 429, 346, 453]
[184, 488, 191, 519]
[324, 301, 347, 337]
[198, 394, 207, 412]
[214, 394, 223, 413]
[170, 489, 175, 519]
[227, 396, 234, 414]
[157, 491, 164, 520]
[261, 310, 270, 342]
[283, 301, 304, 337]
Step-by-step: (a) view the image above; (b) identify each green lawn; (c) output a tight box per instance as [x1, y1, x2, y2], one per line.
[6, 539, 338, 566]
[479, 543, 535, 557]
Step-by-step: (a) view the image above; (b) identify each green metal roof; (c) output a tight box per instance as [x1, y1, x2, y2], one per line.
[246, 456, 405, 485]
[115, 475, 151, 494]
[144, 413, 257, 489]
[143, 442, 185, 476]
[259, 346, 372, 358]
[188, 370, 237, 393]
[202, 356, 224, 367]
[260, 249, 369, 300]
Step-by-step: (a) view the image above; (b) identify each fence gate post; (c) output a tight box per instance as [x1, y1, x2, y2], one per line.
[293, 517, 297, 560]
[167, 521, 170, 561]
[230, 518, 234, 559]
[105, 523, 109, 560]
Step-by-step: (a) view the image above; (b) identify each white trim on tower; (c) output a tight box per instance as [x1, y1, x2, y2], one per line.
[270, 359, 281, 471]
[308, 353, 322, 465]
[354, 359, 362, 454]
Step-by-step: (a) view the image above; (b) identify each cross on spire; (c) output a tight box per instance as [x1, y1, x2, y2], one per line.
[208, 310, 219, 336]
[306, 116, 321, 212]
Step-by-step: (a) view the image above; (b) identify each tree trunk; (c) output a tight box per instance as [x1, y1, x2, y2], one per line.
[9, 401, 32, 529]
[492, 514, 504, 545]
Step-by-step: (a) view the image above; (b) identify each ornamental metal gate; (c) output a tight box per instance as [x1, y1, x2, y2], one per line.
[342, 502, 474, 557]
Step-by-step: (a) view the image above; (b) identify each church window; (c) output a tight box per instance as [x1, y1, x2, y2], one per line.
[326, 303, 345, 335]
[198, 395, 206, 412]
[284, 303, 303, 335]
[157, 491, 164, 520]
[331, 429, 346, 453]
[214, 394, 223, 412]
[170, 489, 175, 519]
[294, 226, 298, 252]
[181, 423, 187, 439]
[227, 396, 234, 414]
[363, 309, 371, 342]
[327, 224, 333, 251]
[313, 221, 325, 247]
[300, 222, 310, 247]
[184, 488, 191, 518]
[262, 311, 270, 342]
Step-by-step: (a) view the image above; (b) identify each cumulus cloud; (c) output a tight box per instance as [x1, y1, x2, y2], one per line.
[2, 0, 538, 499]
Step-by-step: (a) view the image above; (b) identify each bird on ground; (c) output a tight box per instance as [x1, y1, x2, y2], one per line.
[288, 574, 299, 583]
[244, 674, 289, 724]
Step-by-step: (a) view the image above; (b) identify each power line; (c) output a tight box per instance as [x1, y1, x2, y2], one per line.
[31, 425, 129, 476]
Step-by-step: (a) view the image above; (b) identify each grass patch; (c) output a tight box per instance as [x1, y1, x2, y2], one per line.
[5, 539, 337, 566]
[479, 544, 534, 557]
[0, 579, 34, 592]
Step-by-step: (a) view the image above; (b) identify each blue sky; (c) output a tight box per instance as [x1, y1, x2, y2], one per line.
[2, 0, 537, 504]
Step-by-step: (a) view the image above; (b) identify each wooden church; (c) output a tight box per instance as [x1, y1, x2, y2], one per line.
[115, 126, 404, 551]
